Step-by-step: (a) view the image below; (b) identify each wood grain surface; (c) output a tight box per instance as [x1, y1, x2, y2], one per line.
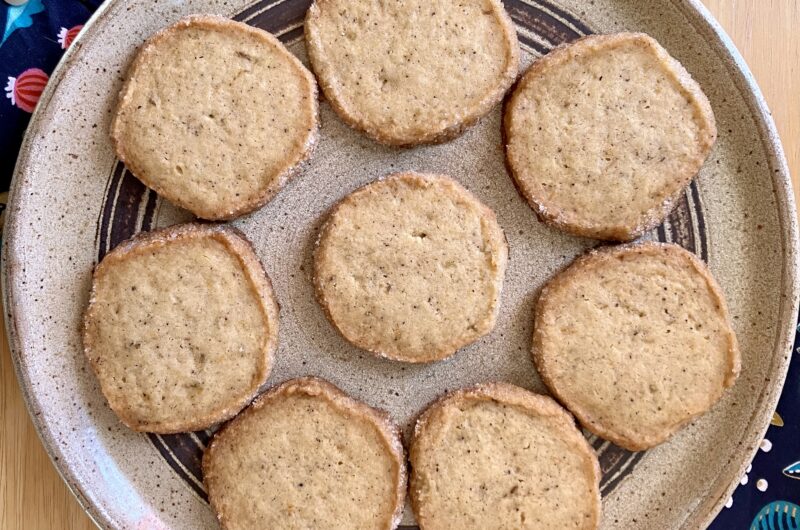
[1, 1, 798, 528]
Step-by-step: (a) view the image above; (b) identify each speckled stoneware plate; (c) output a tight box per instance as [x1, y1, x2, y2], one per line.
[3, 0, 798, 528]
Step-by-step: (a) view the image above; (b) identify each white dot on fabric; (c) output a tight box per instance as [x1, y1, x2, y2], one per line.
[740, 474, 749, 485]
[760, 439, 772, 452]
[724, 497, 733, 509]
[747, 463, 752, 473]
[756, 479, 768, 492]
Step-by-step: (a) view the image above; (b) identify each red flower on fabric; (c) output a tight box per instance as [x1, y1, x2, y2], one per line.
[4, 68, 48, 113]
[57, 25, 83, 49]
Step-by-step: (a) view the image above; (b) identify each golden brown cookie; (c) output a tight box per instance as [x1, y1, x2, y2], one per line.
[112, 15, 318, 220]
[504, 33, 716, 241]
[410, 383, 601, 529]
[83, 223, 279, 433]
[533, 242, 740, 450]
[314, 172, 508, 363]
[203, 377, 406, 530]
[305, 0, 519, 145]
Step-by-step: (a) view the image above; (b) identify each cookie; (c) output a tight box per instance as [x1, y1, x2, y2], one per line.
[314, 172, 508, 363]
[203, 377, 406, 530]
[409, 383, 601, 529]
[112, 15, 318, 220]
[533, 242, 740, 450]
[83, 223, 279, 433]
[504, 33, 717, 241]
[305, 0, 519, 145]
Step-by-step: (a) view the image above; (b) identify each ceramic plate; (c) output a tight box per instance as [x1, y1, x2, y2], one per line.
[3, 0, 798, 528]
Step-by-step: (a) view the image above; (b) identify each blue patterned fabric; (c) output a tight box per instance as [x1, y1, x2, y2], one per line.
[0, 1, 797, 527]
[712, 322, 800, 529]
[0, 0, 101, 185]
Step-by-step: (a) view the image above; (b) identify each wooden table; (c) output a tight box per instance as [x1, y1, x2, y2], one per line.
[1, 1, 798, 528]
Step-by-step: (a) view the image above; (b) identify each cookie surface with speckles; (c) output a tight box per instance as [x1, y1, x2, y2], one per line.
[112, 15, 318, 220]
[83, 223, 279, 433]
[305, 0, 519, 145]
[313, 172, 508, 363]
[409, 383, 601, 529]
[203, 377, 407, 530]
[504, 33, 716, 241]
[533, 242, 740, 450]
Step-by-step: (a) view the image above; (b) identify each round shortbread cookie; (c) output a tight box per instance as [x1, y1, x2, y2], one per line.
[410, 383, 601, 530]
[112, 15, 318, 220]
[533, 242, 740, 451]
[203, 377, 406, 530]
[314, 172, 508, 363]
[83, 223, 279, 433]
[305, 0, 519, 145]
[504, 33, 717, 241]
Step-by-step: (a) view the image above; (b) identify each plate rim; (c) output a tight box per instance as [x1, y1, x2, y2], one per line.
[676, 0, 799, 526]
[2, 0, 798, 528]
[1, 2, 128, 526]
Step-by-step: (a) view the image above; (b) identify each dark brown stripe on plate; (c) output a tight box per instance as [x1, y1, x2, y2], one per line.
[505, 0, 584, 47]
[241, 0, 308, 33]
[148, 434, 208, 501]
[532, 0, 593, 35]
[690, 181, 709, 261]
[107, 169, 148, 252]
[96, 162, 125, 261]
